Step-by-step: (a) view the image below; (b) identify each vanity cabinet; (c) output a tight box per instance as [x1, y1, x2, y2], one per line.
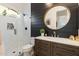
[34, 39, 79, 56]
[52, 43, 79, 56]
[34, 39, 51, 56]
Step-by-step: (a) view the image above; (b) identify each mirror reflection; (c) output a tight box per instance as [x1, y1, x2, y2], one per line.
[44, 6, 71, 30]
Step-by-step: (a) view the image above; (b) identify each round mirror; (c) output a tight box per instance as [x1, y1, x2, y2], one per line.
[44, 6, 71, 30]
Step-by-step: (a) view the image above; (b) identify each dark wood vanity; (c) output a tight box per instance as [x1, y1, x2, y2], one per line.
[34, 39, 51, 56]
[34, 39, 79, 56]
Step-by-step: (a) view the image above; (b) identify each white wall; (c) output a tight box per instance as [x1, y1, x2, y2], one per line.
[16, 14, 26, 54]
[23, 4, 32, 45]
[20, 3, 35, 48]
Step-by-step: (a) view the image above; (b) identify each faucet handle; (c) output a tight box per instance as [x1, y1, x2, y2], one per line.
[57, 35, 59, 37]
[53, 31, 56, 37]
[53, 31, 56, 34]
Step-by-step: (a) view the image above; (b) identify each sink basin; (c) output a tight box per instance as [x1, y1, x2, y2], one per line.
[36, 36, 69, 40]
[35, 36, 79, 47]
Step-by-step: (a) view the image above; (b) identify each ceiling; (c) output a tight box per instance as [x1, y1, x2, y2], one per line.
[0, 3, 30, 13]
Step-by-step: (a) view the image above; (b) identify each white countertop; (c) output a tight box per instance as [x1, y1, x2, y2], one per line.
[35, 36, 79, 47]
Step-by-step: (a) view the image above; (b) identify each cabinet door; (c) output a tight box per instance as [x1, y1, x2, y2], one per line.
[34, 39, 51, 56]
[52, 42, 78, 56]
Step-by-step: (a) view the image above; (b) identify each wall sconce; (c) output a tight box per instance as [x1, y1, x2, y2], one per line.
[45, 3, 53, 8]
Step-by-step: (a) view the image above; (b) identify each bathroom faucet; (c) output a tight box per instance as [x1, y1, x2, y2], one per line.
[53, 31, 56, 37]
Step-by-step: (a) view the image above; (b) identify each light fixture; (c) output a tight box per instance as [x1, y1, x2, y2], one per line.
[45, 3, 53, 8]
[0, 5, 18, 17]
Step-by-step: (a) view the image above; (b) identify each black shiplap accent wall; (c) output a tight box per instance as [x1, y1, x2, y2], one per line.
[77, 5, 79, 36]
[31, 3, 78, 38]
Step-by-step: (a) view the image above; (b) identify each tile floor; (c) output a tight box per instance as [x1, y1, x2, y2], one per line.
[0, 44, 4, 56]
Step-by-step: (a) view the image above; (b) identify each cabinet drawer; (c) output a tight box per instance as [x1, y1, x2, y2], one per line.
[54, 46, 76, 56]
[55, 43, 78, 52]
[34, 39, 51, 56]
[36, 46, 50, 52]
[35, 39, 50, 48]
[53, 42, 78, 56]
[35, 49, 50, 56]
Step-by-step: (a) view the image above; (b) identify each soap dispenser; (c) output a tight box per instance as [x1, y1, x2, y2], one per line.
[69, 35, 75, 40]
